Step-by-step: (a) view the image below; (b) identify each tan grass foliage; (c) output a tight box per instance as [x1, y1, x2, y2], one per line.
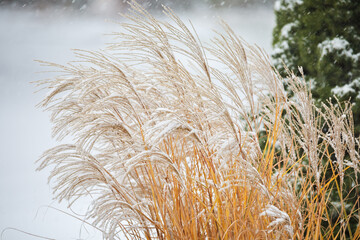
[36, 1, 360, 239]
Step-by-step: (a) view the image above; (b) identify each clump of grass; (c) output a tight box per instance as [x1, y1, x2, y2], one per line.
[36, 1, 360, 239]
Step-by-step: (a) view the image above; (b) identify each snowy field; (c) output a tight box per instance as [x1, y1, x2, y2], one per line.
[0, 5, 274, 239]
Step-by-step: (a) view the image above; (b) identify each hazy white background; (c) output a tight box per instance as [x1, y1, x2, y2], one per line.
[0, 2, 275, 239]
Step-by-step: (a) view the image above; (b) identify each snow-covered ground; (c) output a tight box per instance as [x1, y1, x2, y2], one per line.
[0, 5, 274, 239]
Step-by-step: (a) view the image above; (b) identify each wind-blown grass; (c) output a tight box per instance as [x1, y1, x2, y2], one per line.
[36, 1, 360, 239]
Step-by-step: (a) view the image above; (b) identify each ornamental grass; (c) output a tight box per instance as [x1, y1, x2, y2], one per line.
[36, 2, 360, 239]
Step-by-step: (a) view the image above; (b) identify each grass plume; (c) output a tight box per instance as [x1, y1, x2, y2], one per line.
[36, 1, 360, 239]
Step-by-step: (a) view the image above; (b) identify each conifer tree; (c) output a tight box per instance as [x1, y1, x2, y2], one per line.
[272, 0, 360, 135]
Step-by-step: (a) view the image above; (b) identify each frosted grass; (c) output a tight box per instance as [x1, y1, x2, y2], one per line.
[0, 5, 274, 239]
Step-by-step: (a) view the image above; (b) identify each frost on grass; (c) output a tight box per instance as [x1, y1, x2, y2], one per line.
[36, 1, 360, 239]
[260, 204, 293, 238]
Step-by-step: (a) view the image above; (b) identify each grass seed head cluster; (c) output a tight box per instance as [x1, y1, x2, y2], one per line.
[36, 1, 360, 239]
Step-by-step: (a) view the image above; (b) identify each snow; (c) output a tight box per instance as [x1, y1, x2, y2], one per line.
[272, 18, 299, 67]
[0, 5, 274, 240]
[271, 21, 299, 67]
[272, 40, 293, 67]
[332, 83, 356, 97]
[280, 22, 297, 39]
[274, 0, 303, 12]
[331, 78, 360, 97]
[273, 41, 290, 55]
[318, 37, 360, 61]
[274, 0, 281, 11]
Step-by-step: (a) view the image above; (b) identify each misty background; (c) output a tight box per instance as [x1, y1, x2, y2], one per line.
[0, 0, 275, 239]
